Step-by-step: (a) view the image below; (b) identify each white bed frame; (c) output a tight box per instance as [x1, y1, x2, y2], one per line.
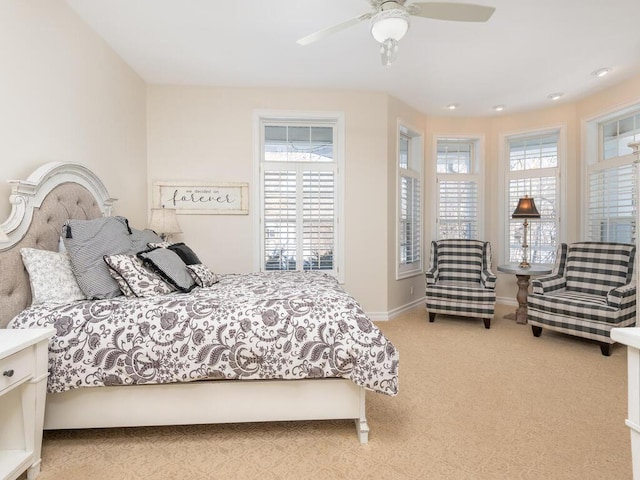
[0, 162, 369, 443]
[45, 378, 369, 442]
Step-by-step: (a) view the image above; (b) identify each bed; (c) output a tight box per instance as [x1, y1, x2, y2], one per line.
[0, 162, 398, 443]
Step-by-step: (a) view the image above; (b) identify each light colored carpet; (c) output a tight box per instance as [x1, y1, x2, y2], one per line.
[30, 305, 632, 479]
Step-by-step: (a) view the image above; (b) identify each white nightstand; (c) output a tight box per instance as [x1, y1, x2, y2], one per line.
[0, 329, 54, 480]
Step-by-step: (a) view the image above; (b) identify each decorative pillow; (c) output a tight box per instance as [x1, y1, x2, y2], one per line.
[137, 248, 196, 292]
[104, 254, 174, 297]
[148, 241, 172, 249]
[20, 248, 86, 305]
[168, 242, 201, 265]
[62, 216, 134, 299]
[130, 228, 164, 253]
[186, 264, 219, 288]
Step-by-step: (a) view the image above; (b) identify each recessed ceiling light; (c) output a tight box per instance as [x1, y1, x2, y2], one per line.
[548, 93, 563, 101]
[493, 105, 505, 112]
[446, 104, 458, 110]
[592, 67, 612, 78]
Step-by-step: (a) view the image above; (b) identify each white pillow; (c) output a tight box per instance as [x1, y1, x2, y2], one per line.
[20, 248, 86, 305]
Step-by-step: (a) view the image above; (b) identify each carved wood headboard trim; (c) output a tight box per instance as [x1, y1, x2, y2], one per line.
[0, 162, 117, 327]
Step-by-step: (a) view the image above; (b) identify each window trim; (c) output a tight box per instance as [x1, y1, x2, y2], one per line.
[252, 110, 345, 283]
[498, 125, 566, 266]
[432, 134, 485, 241]
[396, 121, 424, 280]
[582, 102, 640, 242]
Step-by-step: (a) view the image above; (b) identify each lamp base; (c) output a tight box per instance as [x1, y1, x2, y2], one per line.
[518, 260, 531, 268]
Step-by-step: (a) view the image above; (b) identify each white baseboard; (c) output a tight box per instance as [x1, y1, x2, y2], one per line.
[367, 296, 426, 322]
[368, 296, 517, 321]
[497, 296, 517, 307]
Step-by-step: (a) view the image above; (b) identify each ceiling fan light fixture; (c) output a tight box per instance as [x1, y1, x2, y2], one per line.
[370, 8, 410, 43]
[380, 38, 401, 66]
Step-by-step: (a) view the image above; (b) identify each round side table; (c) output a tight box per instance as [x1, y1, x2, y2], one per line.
[497, 264, 552, 324]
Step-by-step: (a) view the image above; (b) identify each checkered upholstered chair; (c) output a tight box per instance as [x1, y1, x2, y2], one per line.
[528, 242, 636, 356]
[425, 239, 497, 329]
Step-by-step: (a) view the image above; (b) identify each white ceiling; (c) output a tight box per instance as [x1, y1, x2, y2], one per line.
[65, 0, 640, 117]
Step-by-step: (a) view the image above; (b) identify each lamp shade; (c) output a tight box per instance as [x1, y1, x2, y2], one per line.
[370, 9, 409, 42]
[148, 207, 182, 237]
[512, 196, 541, 219]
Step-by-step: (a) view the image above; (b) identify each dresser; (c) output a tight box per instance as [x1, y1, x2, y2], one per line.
[0, 329, 54, 480]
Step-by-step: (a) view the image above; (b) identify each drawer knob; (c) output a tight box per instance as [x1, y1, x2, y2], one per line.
[3, 369, 14, 378]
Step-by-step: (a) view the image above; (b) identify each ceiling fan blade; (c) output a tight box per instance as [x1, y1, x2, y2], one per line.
[409, 2, 495, 22]
[296, 13, 372, 46]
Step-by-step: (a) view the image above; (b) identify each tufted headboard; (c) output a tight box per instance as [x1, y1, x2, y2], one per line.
[0, 162, 116, 327]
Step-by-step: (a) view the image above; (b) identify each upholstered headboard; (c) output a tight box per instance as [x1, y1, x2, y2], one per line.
[0, 163, 115, 327]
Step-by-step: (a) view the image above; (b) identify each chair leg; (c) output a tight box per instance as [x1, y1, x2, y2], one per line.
[428, 312, 436, 323]
[531, 326, 542, 337]
[599, 343, 612, 357]
[483, 318, 491, 329]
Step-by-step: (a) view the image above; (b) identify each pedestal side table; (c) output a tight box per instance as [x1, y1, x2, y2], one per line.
[497, 264, 552, 325]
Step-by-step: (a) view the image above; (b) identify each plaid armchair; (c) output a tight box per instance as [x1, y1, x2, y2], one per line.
[425, 239, 497, 329]
[528, 242, 636, 356]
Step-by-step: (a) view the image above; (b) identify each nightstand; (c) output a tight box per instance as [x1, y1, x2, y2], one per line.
[0, 329, 54, 480]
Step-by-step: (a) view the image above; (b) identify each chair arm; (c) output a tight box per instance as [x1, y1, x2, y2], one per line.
[425, 267, 439, 285]
[607, 283, 636, 309]
[531, 274, 566, 295]
[481, 268, 496, 289]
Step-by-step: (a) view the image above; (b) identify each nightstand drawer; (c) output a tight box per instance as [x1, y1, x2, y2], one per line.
[0, 348, 32, 393]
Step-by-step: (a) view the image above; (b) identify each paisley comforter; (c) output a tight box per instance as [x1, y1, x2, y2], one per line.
[8, 272, 398, 396]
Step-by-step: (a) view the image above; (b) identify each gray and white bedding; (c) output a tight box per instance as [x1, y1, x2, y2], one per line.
[8, 271, 399, 396]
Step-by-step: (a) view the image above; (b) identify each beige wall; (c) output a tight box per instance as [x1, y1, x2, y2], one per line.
[5, 1, 640, 317]
[386, 95, 428, 312]
[0, 0, 147, 227]
[483, 104, 578, 302]
[147, 86, 391, 314]
[147, 75, 640, 316]
[425, 80, 640, 306]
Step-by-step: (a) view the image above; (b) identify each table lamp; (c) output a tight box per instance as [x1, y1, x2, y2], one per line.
[148, 206, 182, 242]
[512, 195, 540, 268]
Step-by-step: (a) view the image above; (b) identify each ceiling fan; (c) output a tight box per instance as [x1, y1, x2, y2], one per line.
[297, 1, 496, 65]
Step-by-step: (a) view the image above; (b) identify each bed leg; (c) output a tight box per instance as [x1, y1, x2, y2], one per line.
[354, 417, 369, 444]
[355, 386, 369, 443]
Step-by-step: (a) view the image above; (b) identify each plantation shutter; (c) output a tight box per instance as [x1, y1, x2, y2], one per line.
[508, 175, 557, 264]
[437, 180, 478, 239]
[264, 170, 297, 270]
[400, 175, 420, 265]
[303, 171, 335, 270]
[587, 163, 635, 242]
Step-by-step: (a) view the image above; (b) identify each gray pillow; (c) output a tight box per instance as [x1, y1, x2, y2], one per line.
[137, 248, 196, 292]
[62, 216, 134, 299]
[130, 228, 163, 253]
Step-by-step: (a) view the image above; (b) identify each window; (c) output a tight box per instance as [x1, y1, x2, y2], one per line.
[258, 116, 343, 279]
[506, 131, 559, 264]
[586, 111, 639, 243]
[397, 125, 423, 278]
[436, 138, 481, 239]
